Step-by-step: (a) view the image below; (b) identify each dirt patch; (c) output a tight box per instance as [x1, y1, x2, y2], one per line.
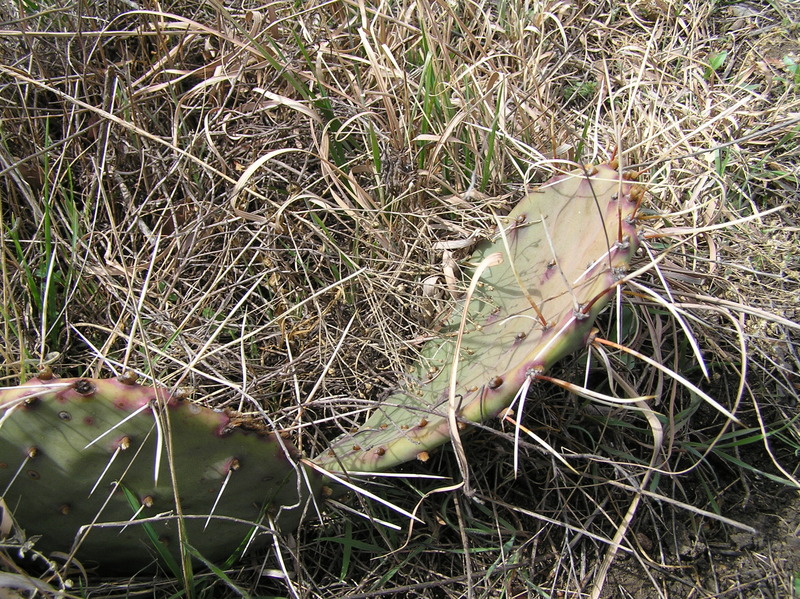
[604, 480, 800, 597]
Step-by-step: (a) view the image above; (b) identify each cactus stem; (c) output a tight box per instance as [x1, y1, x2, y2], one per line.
[1, 377, 322, 569]
[488, 377, 503, 389]
[315, 163, 641, 476]
[74, 379, 96, 396]
[117, 371, 138, 386]
[0, 383, 72, 427]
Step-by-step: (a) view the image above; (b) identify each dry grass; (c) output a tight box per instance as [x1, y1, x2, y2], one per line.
[1, 0, 799, 597]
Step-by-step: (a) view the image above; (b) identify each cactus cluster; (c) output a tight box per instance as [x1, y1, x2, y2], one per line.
[0, 163, 641, 572]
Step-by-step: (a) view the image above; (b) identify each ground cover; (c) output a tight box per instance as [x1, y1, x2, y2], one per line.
[1, 0, 798, 597]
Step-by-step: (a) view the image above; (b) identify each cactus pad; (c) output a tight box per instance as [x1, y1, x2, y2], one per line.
[0, 374, 319, 571]
[315, 163, 642, 473]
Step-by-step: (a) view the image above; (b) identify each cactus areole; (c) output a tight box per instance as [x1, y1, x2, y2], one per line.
[0, 374, 321, 572]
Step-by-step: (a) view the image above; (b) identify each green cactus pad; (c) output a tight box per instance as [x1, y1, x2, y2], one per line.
[315, 163, 642, 473]
[0, 375, 319, 572]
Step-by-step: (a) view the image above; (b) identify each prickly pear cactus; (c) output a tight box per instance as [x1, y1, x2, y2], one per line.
[315, 163, 642, 473]
[0, 163, 642, 573]
[0, 373, 319, 571]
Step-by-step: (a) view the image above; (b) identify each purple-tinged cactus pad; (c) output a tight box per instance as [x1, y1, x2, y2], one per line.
[0, 376, 319, 572]
[315, 164, 642, 473]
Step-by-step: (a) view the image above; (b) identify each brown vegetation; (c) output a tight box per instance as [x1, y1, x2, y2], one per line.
[1, 0, 798, 596]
